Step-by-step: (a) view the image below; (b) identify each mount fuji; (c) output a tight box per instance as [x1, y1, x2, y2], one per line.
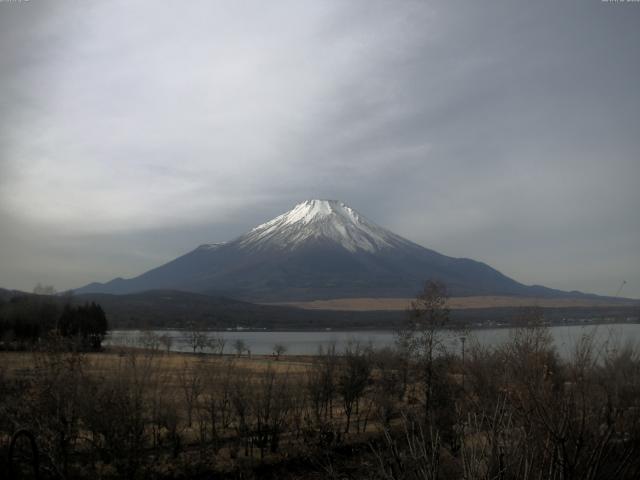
[76, 199, 586, 301]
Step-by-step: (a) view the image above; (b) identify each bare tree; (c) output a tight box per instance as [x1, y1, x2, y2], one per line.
[186, 324, 209, 354]
[338, 342, 371, 433]
[230, 369, 252, 457]
[400, 280, 450, 419]
[139, 330, 161, 351]
[81, 351, 153, 479]
[372, 414, 441, 480]
[200, 358, 236, 451]
[234, 339, 247, 357]
[307, 344, 338, 424]
[207, 333, 226, 355]
[252, 367, 293, 458]
[370, 347, 404, 427]
[273, 343, 287, 360]
[28, 344, 87, 478]
[177, 360, 203, 427]
[158, 333, 173, 353]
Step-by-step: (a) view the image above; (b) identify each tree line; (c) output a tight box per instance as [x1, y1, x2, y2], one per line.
[0, 292, 108, 351]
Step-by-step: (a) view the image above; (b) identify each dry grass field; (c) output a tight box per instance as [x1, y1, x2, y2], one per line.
[0, 349, 313, 379]
[268, 295, 639, 311]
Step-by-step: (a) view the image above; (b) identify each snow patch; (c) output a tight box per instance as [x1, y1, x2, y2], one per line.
[237, 200, 410, 253]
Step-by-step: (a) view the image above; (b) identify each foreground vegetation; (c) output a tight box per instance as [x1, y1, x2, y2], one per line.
[0, 292, 108, 351]
[2, 283, 640, 479]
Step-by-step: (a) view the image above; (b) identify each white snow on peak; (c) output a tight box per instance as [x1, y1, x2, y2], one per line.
[237, 199, 409, 253]
[280, 199, 337, 225]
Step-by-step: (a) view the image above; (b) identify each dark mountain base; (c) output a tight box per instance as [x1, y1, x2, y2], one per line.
[75, 290, 639, 330]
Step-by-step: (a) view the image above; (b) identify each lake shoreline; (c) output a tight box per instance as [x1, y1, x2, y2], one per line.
[106, 322, 640, 358]
[106, 318, 640, 333]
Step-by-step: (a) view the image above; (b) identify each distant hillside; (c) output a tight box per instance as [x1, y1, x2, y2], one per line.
[75, 289, 639, 330]
[74, 290, 399, 330]
[0, 288, 22, 301]
[2, 287, 637, 330]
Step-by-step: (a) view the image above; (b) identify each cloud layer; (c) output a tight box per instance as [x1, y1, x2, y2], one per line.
[1, 0, 639, 297]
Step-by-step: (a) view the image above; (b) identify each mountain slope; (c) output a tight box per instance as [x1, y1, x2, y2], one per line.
[76, 199, 591, 301]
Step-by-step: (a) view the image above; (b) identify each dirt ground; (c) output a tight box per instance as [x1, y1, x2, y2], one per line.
[267, 295, 639, 311]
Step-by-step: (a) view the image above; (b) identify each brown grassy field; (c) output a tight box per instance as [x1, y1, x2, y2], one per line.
[267, 295, 639, 311]
[0, 349, 313, 378]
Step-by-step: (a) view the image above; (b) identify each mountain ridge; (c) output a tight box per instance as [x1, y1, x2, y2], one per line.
[76, 200, 608, 301]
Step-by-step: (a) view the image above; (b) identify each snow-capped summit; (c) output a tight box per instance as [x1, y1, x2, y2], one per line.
[238, 199, 408, 253]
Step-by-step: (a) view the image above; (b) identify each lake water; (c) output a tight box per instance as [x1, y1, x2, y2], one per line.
[105, 323, 640, 358]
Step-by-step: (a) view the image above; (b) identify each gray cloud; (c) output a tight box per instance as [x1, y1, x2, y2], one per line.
[1, 0, 638, 298]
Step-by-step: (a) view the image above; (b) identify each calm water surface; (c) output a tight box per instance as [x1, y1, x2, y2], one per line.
[106, 323, 640, 358]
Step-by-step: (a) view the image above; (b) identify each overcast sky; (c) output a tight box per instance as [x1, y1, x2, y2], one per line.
[1, 0, 638, 298]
